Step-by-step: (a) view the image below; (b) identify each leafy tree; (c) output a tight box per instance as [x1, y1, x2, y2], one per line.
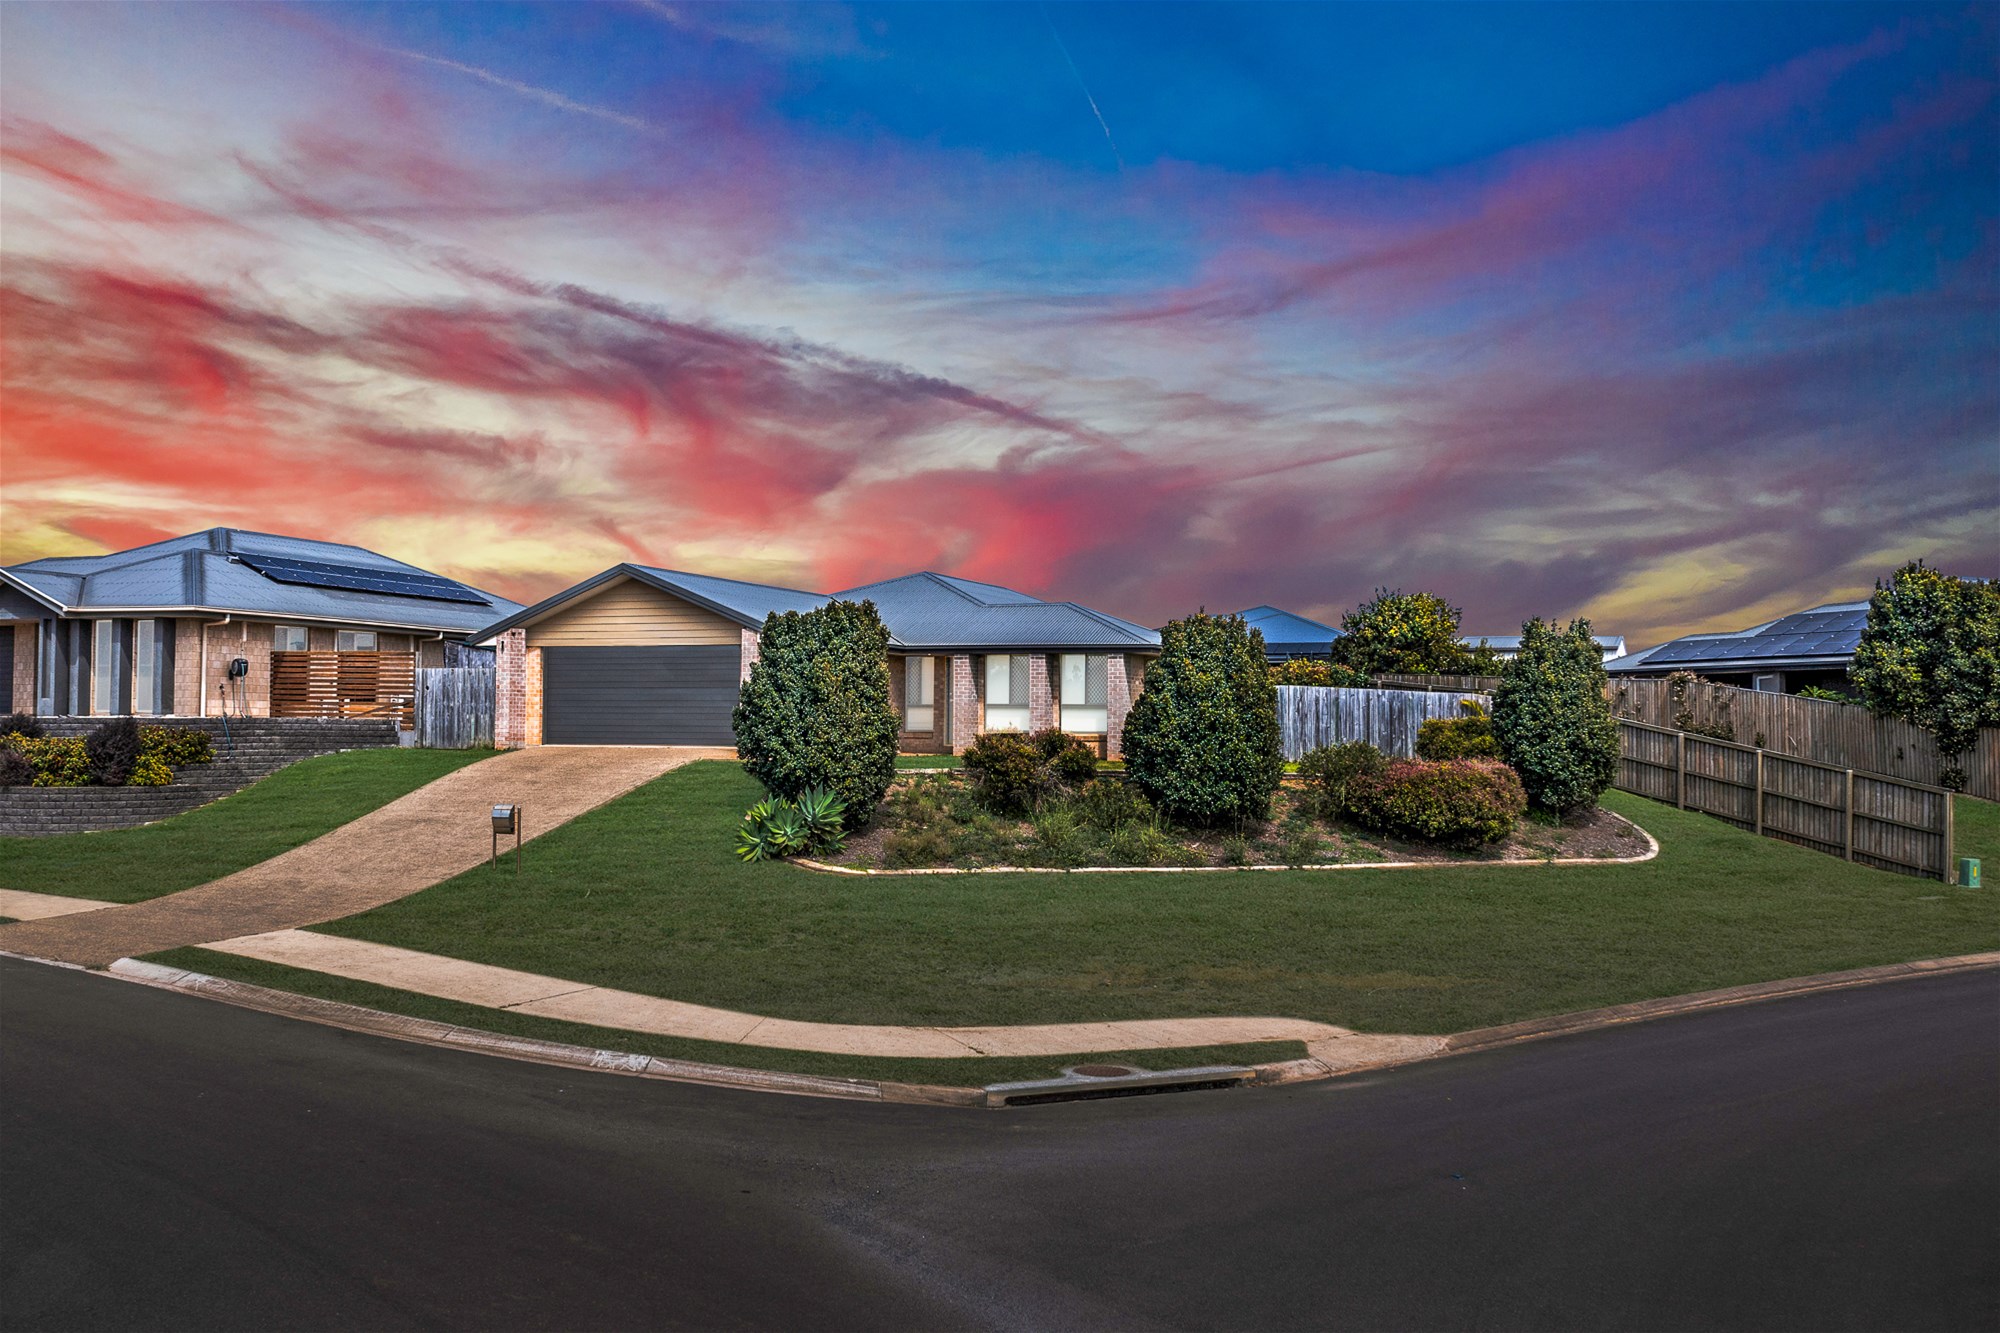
[1491, 618, 1620, 813]
[1330, 589, 1468, 676]
[733, 600, 898, 826]
[1849, 561, 2000, 788]
[1269, 659, 1372, 688]
[1123, 612, 1282, 824]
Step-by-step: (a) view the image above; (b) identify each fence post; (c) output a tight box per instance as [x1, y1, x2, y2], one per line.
[1754, 749, 1764, 837]
[1842, 768, 1855, 861]
[1942, 789, 1955, 883]
[1676, 731, 1686, 809]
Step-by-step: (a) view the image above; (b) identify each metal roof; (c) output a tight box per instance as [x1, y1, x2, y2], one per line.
[1462, 633, 1626, 656]
[1228, 605, 1340, 657]
[1605, 602, 1868, 674]
[2, 528, 521, 635]
[476, 565, 1160, 652]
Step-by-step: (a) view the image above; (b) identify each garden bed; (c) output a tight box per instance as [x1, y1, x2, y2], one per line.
[819, 772, 1648, 872]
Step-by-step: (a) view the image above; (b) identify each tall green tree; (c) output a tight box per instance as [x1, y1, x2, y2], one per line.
[1123, 612, 1282, 824]
[1330, 589, 1468, 675]
[1849, 562, 2000, 788]
[732, 600, 898, 825]
[1491, 617, 1620, 814]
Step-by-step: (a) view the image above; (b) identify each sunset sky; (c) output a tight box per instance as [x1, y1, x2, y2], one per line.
[2, 1, 1994, 644]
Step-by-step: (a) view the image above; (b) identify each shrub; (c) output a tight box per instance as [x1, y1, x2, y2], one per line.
[85, 717, 144, 786]
[1296, 741, 1389, 818]
[1344, 758, 1527, 846]
[961, 730, 1098, 814]
[883, 823, 954, 869]
[734, 789, 846, 862]
[1849, 560, 1999, 783]
[733, 599, 898, 827]
[1330, 589, 1469, 676]
[1072, 777, 1153, 831]
[1794, 685, 1855, 703]
[1491, 618, 1620, 814]
[1031, 728, 1100, 783]
[2, 713, 45, 739]
[1270, 659, 1335, 687]
[141, 726, 215, 767]
[127, 754, 174, 787]
[0, 748, 31, 787]
[1415, 700, 1499, 760]
[14, 736, 90, 786]
[1123, 612, 1283, 824]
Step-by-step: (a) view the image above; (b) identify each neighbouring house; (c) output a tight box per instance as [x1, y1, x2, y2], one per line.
[1460, 632, 1626, 660]
[1228, 606, 1340, 661]
[477, 566, 1160, 756]
[1603, 601, 1866, 693]
[1, 529, 521, 722]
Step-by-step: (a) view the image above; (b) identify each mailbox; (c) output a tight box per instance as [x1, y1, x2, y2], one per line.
[490, 804, 523, 870]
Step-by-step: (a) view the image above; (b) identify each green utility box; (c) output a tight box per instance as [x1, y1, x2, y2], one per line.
[1957, 857, 1981, 889]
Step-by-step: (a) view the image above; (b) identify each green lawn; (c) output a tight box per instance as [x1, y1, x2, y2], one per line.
[267, 761, 1999, 1037]
[0, 748, 497, 902]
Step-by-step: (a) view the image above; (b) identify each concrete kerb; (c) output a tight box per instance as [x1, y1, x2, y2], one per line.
[796, 810, 1661, 876]
[26, 948, 1991, 1111]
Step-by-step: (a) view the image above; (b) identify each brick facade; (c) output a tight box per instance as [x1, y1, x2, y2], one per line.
[1106, 654, 1137, 759]
[11, 623, 34, 713]
[494, 628, 529, 748]
[944, 653, 981, 753]
[524, 646, 544, 746]
[1028, 654, 1055, 732]
[739, 628, 760, 682]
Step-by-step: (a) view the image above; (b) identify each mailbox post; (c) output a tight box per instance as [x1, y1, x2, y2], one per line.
[491, 804, 522, 871]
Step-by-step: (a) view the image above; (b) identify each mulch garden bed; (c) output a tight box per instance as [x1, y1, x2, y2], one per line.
[821, 772, 1648, 872]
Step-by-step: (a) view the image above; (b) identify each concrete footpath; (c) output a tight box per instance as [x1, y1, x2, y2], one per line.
[0, 747, 726, 968]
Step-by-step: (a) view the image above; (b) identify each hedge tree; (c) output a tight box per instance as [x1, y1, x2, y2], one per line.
[1849, 560, 2000, 788]
[1330, 589, 1468, 676]
[1490, 617, 1620, 814]
[1122, 612, 1282, 824]
[732, 599, 898, 826]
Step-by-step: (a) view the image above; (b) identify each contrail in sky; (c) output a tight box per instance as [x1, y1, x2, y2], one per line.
[379, 43, 662, 134]
[1042, 7, 1125, 169]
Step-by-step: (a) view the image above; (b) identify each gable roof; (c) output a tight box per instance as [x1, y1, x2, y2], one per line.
[1605, 602, 1868, 675]
[2, 528, 521, 636]
[1228, 605, 1340, 656]
[476, 565, 1160, 652]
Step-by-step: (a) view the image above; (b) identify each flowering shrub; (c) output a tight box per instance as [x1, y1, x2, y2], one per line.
[142, 726, 215, 767]
[1415, 700, 1499, 760]
[8, 736, 92, 787]
[1269, 660, 1373, 688]
[0, 723, 214, 787]
[1344, 758, 1527, 847]
[128, 754, 175, 786]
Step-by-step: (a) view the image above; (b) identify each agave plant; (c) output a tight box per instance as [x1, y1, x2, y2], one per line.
[735, 797, 791, 862]
[793, 787, 848, 854]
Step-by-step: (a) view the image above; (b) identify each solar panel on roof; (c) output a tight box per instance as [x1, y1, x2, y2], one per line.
[235, 555, 490, 605]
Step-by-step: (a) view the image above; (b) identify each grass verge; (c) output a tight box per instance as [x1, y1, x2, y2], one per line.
[143, 946, 1305, 1086]
[0, 748, 497, 902]
[306, 762, 2000, 1035]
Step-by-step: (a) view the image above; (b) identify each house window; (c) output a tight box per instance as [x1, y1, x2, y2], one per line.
[273, 625, 308, 652]
[1060, 654, 1109, 734]
[903, 656, 935, 733]
[336, 630, 377, 652]
[983, 654, 1031, 732]
[133, 620, 157, 717]
[92, 620, 116, 714]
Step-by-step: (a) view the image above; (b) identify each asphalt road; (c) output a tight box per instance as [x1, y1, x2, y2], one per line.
[4, 958, 1996, 1332]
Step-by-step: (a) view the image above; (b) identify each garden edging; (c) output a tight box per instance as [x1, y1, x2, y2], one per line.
[796, 808, 1660, 875]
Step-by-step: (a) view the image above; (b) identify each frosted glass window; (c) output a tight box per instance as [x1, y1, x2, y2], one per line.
[133, 620, 157, 716]
[983, 654, 1031, 732]
[273, 625, 308, 651]
[92, 620, 116, 714]
[336, 630, 377, 651]
[1060, 654, 1109, 733]
[903, 656, 934, 733]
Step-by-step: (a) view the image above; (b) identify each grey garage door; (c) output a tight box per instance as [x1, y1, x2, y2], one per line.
[541, 646, 740, 746]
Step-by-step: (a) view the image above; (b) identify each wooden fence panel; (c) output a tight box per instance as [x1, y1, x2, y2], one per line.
[1276, 686, 1488, 760]
[1612, 720, 1949, 879]
[413, 666, 495, 749]
[1607, 675, 1999, 800]
[1372, 673, 1507, 693]
[272, 651, 414, 727]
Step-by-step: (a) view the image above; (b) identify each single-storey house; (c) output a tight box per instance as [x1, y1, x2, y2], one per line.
[1228, 606, 1340, 661]
[2, 529, 520, 720]
[1603, 601, 1866, 693]
[1460, 632, 1626, 660]
[475, 566, 1160, 756]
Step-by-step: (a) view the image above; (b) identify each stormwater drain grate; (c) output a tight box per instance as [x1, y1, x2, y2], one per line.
[984, 1064, 1256, 1108]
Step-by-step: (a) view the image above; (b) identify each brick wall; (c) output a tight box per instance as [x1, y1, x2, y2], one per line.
[1106, 654, 1137, 759]
[1028, 654, 1055, 731]
[11, 623, 34, 713]
[494, 628, 528, 747]
[524, 646, 544, 746]
[944, 654, 981, 753]
[739, 628, 760, 682]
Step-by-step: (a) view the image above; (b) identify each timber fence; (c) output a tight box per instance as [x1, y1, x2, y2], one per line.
[1615, 720, 1954, 880]
[1276, 685, 1488, 761]
[413, 665, 496, 749]
[1607, 675, 1999, 801]
[1372, 672, 1507, 693]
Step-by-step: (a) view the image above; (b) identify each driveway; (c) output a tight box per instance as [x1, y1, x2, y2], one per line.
[0, 746, 728, 968]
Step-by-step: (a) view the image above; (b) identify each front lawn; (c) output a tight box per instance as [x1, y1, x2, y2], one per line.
[0, 748, 496, 902]
[290, 761, 1998, 1036]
